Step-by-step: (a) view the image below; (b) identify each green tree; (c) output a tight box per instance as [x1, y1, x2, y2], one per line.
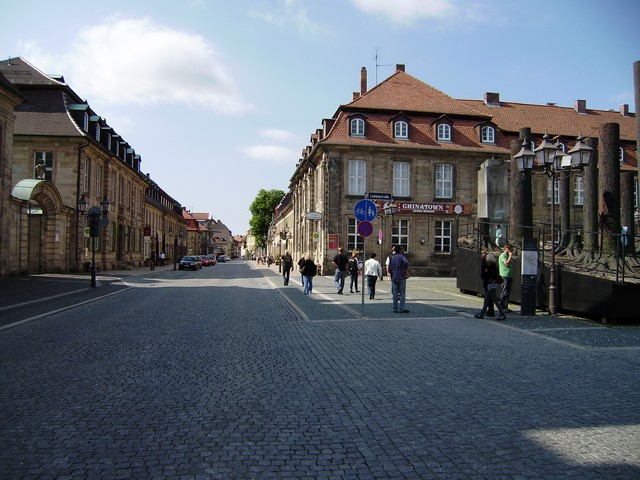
[249, 189, 285, 247]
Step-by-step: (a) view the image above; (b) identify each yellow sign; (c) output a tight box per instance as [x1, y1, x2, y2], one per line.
[84, 227, 91, 238]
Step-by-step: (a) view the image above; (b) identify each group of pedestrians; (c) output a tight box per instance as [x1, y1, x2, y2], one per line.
[474, 243, 513, 321]
[332, 246, 409, 313]
[278, 242, 514, 319]
[279, 250, 318, 294]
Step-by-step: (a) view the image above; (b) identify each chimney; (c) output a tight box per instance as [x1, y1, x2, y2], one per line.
[620, 104, 630, 116]
[484, 92, 500, 106]
[396, 64, 405, 72]
[574, 99, 587, 114]
[360, 67, 367, 95]
[353, 92, 360, 101]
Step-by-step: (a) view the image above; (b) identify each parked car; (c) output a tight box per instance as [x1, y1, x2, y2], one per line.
[207, 254, 217, 265]
[200, 255, 211, 267]
[179, 255, 201, 270]
[217, 254, 227, 263]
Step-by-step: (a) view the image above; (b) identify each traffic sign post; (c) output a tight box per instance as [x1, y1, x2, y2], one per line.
[354, 199, 378, 222]
[353, 200, 379, 314]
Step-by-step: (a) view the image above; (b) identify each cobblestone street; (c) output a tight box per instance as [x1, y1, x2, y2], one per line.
[1, 261, 639, 479]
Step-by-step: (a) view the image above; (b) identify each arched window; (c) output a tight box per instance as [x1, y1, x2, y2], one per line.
[394, 120, 408, 139]
[350, 118, 365, 137]
[437, 123, 451, 142]
[481, 126, 495, 143]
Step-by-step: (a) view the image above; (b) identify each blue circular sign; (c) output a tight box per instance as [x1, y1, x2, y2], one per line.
[353, 199, 378, 222]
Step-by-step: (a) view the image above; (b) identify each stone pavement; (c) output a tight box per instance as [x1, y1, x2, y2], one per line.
[1, 259, 640, 478]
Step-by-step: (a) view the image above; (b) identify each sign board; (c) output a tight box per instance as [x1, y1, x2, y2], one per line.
[144, 226, 151, 237]
[84, 227, 91, 238]
[395, 202, 472, 215]
[353, 199, 378, 222]
[312, 232, 320, 243]
[305, 211, 323, 220]
[357, 220, 374, 237]
[328, 234, 339, 250]
[366, 192, 392, 201]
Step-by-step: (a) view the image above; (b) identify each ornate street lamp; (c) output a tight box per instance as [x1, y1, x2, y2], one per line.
[78, 195, 110, 288]
[517, 133, 592, 314]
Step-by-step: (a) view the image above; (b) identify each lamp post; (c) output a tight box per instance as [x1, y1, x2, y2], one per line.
[382, 201, 397, 275]
[78, 195, 111, 288]
[277, 224, 289, 273]
[515, 133, 592, 314]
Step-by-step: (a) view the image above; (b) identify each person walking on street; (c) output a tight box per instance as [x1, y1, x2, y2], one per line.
[297, 255, 306, 284]
[478, 251, 495, 317]
[301, 254, 317, 294]
[281, 250, 293, 286]
[495, 224, 503, 248]
[387, 245, 409, 313]
[364, 252, 383, 300]
[475, 253, 506, 320]
[348, 250, 361, 293]
[332, 247, 349, 294]
[150, 251, 156, 271]
[499, 244, 513, 312]
[160, 252, 166, 267]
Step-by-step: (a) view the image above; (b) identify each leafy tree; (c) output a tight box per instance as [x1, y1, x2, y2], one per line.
[249, 189, 285, 247]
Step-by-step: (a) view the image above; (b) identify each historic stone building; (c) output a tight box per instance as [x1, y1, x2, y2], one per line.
[276, 65, 637, 276]
[0, 57, 186, 277]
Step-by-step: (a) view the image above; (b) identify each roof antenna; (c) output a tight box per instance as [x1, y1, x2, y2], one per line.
[374, 47, 392, 85]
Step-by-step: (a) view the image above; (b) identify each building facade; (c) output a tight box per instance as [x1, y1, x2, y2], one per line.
[0, 57, 188, 277]
[274, 65, 637, 276]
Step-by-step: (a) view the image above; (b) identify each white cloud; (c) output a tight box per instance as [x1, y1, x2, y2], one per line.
[243, 145, 298, 165]
[349, 0, 457, 24]
[259, 128, 295, 141]
[249, 0, 327, 35]
[20, 17, 255, 114]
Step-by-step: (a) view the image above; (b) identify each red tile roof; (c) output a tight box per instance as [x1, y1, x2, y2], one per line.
[345, 70, 487, 118]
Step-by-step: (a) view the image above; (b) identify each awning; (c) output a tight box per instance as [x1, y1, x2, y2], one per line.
[11, 179, 45, 201]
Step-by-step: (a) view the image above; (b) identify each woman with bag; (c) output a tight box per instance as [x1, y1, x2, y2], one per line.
[301, 254, 317, 294]
[475, 253, 506, 320]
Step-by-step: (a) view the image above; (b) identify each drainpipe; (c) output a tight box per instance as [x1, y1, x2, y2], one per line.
[75, 141, 90, 272]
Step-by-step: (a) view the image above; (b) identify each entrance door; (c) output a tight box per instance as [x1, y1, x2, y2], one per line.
[28, 211, 43, 273]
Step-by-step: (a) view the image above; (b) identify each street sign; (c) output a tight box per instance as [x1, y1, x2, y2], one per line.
[305, 211, 323, 220]
[312, 232, 320, 243]
[357, 220, 374, 237]
[366, 192, 392, 201]
[353, 199, 378, 222]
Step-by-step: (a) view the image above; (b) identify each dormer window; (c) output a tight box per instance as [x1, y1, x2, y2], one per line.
[481, 126, 495, 144]
[437, 123, 451, 142]
[394, 120, 409, 140]
[350, 117, 366, 137]
[95, 123, 101, 141]
[620, 147, 624, 163]
[83, 112, 89, 132]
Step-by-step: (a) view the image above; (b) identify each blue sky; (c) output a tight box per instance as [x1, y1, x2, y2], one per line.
[2, 0, 638, 235]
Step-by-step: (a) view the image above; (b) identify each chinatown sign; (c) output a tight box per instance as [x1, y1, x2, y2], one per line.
[395, 202, 470, 215]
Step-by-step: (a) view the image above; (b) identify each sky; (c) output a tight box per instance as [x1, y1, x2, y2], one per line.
[2, 0, 639, 235]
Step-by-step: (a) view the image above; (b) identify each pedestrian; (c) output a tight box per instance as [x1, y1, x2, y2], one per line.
[364, 252, 383, 300]
[281, 250, 293, 286]
[348, 250, 361, 293]
[475, 253, 506, 320]
[495, 224, 503, 248]
[160, 251, 166, 267]
[300, 254, 317, 294]
[332, 247, 349, 294]
[150, 251, 156, 271]
[387, 245, 409, 313]
[478, 251, 495, 317]
[298, 255, 306, 283]
[499, 244, 513, 312]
